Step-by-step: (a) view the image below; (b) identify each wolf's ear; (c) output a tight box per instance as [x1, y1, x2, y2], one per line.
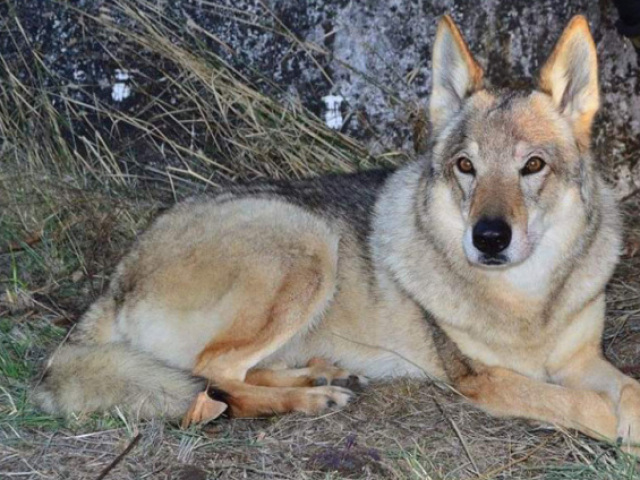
[539, 15, 599, 150]
[429, 15, 483, 133]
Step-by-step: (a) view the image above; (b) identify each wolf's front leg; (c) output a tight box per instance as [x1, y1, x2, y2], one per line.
[548, 344, 640, 454]
[544, 294, 640, 453]
[455, 366, 618, 442]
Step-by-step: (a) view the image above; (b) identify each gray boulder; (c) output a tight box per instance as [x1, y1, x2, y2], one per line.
[2, 0, 638, 195]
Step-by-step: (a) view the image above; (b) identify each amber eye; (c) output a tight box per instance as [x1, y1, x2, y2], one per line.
[456, 157, 475, 175]
[521, 156, 546, 176]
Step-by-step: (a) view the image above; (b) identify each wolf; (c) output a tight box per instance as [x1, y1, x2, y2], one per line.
[36, 15, 640, 452]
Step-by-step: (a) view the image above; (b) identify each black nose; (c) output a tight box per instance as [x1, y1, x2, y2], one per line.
[472, 217, 512, 255]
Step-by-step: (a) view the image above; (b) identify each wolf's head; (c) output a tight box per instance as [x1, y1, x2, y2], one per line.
[426, 15, 600, 269]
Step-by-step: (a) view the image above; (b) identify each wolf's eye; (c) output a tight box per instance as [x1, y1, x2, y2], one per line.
[521, 157, 546, 175]
[456, 157, 475, 175]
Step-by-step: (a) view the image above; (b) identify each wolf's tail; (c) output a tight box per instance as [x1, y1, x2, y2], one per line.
[34, 343, 203, 420]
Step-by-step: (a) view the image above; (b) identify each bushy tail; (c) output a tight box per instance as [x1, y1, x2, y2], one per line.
[34, 343, 204, 420]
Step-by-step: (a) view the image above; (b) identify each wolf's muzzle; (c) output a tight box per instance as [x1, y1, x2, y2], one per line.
[472, 217, 512, 256]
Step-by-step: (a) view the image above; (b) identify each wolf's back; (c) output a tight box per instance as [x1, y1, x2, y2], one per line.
[35, 343, 203, 419]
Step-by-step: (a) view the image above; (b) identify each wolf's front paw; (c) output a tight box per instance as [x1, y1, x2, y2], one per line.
[617, 383, 640, 455]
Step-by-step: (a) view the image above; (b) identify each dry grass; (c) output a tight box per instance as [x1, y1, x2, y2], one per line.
[1, 1, 639, 478]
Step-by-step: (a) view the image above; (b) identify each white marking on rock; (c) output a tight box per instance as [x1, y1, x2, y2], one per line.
[322, 95, 344, 129]
[73, 70, 86, 82]
[112, 69, 132, 102]
[115, 69, 130, 81]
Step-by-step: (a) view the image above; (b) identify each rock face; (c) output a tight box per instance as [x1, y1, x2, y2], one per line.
[3, 0, 639, 195]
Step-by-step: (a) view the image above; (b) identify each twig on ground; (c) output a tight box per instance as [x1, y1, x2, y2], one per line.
[94, 433, 142, 480]
[0, 232, 43, 254]
[475, 433, 560, 479]
[434, 398, 480, 476]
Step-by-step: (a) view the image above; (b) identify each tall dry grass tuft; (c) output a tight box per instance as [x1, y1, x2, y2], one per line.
[1, 0, 396, 201]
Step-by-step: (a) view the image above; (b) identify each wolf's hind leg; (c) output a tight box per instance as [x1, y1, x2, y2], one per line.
[245, 358, 367, 389]
[183, 237, 345, 426]
[192, 249, 336, 382]
[207, 381, 354, 418]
